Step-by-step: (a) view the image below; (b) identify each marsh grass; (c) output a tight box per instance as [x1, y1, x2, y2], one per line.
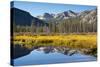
[13, 34, 97, 49]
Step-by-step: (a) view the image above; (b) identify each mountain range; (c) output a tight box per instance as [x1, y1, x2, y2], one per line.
[37, 9, 97, 23]
[11, 8, 46, 26]
[37, 10, 77, 21]
[11, 7, 97, 26]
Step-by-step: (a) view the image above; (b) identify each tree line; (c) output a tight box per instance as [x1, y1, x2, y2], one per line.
[13, 17, 97, 34]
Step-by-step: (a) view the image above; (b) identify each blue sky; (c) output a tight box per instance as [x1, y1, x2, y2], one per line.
[12, 1, 96, 17]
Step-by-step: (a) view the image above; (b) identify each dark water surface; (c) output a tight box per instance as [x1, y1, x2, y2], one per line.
[14, 47, 96, 66]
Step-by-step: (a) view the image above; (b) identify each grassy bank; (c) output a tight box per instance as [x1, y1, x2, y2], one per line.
[12, 34, 97, 49]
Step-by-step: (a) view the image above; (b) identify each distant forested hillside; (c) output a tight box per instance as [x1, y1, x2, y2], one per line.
[11, 7, 97, 33]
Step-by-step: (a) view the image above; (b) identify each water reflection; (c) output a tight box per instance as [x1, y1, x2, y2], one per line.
[14, 47, 96, 66]
[37, 47, 78, 56]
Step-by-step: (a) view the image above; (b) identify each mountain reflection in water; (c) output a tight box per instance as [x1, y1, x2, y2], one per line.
[14, 46, 97, 66]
